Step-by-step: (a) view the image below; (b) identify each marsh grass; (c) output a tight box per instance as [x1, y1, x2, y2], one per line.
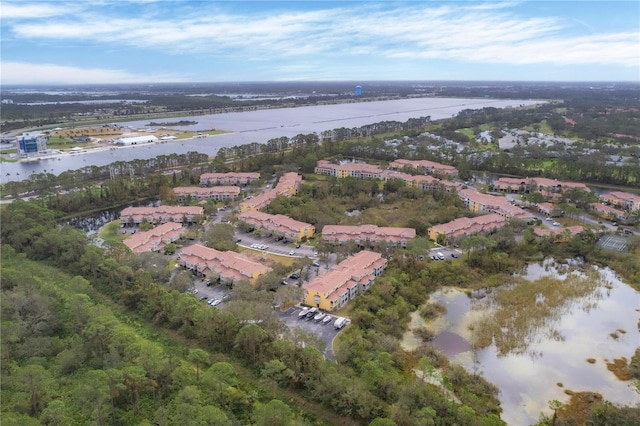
[605, 357, 631, 380]
[470, 269, 604, 356]
[419, 302, 447, 320]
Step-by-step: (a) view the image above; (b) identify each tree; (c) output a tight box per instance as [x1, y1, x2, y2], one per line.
[261, 359, 294, 387]
[203, 224, 237, 251]
[187, 348, 210, 382]
[170, 270, 194, 293]
[10, 364, 56, 416]
[77, 370, 111, 425]
[254, 399, 293, 426]
[548, 399, 563, 426]
[234, 324, 270, 366]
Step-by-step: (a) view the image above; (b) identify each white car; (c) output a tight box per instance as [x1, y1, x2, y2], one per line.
[209, 299, 221, 306]
[289, 250, 296, 256]
[545, 217, 553, 221]
[552, 222, 561, 226]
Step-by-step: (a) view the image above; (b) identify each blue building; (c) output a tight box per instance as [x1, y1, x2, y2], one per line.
[355, 85, 362, 96]
[18, 132, 47, 156]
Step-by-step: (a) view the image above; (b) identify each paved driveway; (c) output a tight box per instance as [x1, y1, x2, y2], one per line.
[277, 306, 346, 360]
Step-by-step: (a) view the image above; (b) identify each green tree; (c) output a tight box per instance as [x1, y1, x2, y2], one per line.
[10, 364, 56, 416]
[203, 223, 237, 251]
[77, 370, 111, 425]
[254, 399, 293, 426]
[187, 348, 210, 382]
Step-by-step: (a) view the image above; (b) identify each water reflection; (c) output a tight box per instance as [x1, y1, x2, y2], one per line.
[413, 262, 639, 425]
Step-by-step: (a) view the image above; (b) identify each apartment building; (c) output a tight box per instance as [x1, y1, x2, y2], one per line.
[239, 172, 303, 212]
[303, 250, 387, 311]
[178, 244, 272, 285]
[199, 172, 260, 186]
[322, 224, 416, 248]
[458, 189, 534, 222]
[493, 177, 590, 194]
[533, 226, 585, 242]
[237, 210, 315, 242]
[120, 206, 204, 225]
[589, 203, 630, 222]
[314, 160, 384, 179]
[601, 191, 640, 212]
[427, 213, 507, 242]
[380, 170, 441, 191]
[389, 158, 458, 177]
[276, 172, 303, 195]
[173, 186, 240, 202]
[123, 222, 185, 253]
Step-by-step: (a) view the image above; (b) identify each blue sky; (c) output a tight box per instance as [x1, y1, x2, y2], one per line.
[1, 1, 638, 85]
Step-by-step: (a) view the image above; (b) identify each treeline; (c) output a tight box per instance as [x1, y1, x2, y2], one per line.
[1, 152, 210, 214]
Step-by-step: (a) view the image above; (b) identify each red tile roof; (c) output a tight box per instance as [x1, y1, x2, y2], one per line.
[304, 250, 386, 296]
[179, 244, 271, 282]
[124, 222, 185, 253]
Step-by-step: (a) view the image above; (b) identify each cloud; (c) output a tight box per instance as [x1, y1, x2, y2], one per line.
[0, 61, 185, 84]
[0, 2, 76, 19]
[3, 2, 639, 73]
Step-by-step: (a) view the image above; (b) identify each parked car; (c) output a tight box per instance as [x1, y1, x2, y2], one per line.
[437, 252, 445, 260]
[289, 273, 300, 279]
[289, 250, 296, 256]
[322, 315, 333, 325]
[295, 244, 301, 248]
[312, 261, 320, 267]
[209, 299, 221, 306]
[235, 238, 242, 242]
[298, 307, 310, 318]
[451, 253, 459, 258]
[313, 312, 326, 322]
[305, 307, 318, 319]
[334, 317, 347, 329]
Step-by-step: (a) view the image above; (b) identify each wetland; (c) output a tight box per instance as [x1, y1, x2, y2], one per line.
[402, 259, 640, 425]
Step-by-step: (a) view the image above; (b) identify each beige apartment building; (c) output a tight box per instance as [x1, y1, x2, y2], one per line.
[123, 222, 185, 253]
[303, 250, 387, 311]
[237, 210, 315, 242]
[199, 172, 260, 186]
[120, 206, 204, 225]
[322, 224, 416, 248]
[178, 244, 272, 285]
[173, 186, 240, 202]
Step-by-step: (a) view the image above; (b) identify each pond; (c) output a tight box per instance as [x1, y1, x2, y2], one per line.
[402, 260, 640, 425]
[62, 199, 160, 235]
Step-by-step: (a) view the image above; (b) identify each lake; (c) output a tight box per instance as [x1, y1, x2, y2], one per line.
[403, 260, 640, 425]
[2, 97, 542, 182]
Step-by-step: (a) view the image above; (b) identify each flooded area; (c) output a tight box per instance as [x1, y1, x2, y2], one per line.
[402, 260, 640, 425]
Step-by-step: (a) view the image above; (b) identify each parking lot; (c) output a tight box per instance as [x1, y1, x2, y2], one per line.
[191, 277, 231, 307]
[427, 246, 461, 260]
[235, 230, 318, 259]
[277, 306, 347, 360]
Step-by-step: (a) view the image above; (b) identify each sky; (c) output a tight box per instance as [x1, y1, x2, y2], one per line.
[1, 0, 639, 85]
